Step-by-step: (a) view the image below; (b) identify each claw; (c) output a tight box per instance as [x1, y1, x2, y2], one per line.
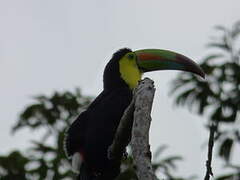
[123, 150, 128, 160]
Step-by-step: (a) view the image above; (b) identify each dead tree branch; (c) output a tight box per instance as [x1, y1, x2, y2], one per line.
[204, 122, 217, 180]
[108, 78, 158, 180]
[131, 78, 158, 180]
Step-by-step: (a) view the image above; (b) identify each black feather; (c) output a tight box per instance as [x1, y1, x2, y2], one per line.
[65, 48, 133, 180]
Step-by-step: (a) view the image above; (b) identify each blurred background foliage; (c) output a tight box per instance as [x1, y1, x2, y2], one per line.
[0, 21, 240, 180]
[171, 21, 240, 180]
[1, 89, 92, 180]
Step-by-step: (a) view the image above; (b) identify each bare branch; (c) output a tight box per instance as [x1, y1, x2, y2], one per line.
[108, 78, 158, 180]
[204, 122, 217, 180]
[131, 78, 158, 180]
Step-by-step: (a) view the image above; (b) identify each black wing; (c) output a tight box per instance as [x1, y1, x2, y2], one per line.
[64, 111, 88, 158]
[64, 91, 108, 159]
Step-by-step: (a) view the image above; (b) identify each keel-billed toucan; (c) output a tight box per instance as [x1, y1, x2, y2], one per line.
[64, 48, 204, 180]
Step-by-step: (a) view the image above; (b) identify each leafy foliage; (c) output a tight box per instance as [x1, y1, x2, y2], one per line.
[0, 151, 29, 180]
[13, 88, 92, 133]
[216, 165, 240, 180]
[152, 145, 183, 179]
[170, 21, 240, 178]
[0, 88, 92, 180]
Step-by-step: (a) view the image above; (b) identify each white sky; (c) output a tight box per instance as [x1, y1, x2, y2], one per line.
[0, 0, 239, 178]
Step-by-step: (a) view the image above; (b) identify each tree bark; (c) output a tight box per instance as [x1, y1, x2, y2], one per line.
[108, 78, 158, 180]
[131, 78, 158, 180]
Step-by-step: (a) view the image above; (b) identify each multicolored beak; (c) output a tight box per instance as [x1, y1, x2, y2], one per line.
[134, 49, 205, 78]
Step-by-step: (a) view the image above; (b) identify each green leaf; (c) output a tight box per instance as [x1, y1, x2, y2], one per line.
[207, 42, 231, 51]
[202, 54, 223, 63]
[216, 173, 239, 180]
[0, 151, 29, 179]
[214, 25, 227, 32]
[219, 138, 233, 162]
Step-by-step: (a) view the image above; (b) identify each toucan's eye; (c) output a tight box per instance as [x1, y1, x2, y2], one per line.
[127, 53, 135, 60]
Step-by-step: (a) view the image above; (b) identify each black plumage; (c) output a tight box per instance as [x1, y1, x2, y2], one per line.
[65, 48, 133, 180]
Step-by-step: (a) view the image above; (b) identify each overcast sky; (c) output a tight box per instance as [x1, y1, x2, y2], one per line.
[0, 0, 239, 178]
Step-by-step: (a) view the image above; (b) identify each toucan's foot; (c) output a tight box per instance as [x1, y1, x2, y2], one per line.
[123, 149, 128, 160]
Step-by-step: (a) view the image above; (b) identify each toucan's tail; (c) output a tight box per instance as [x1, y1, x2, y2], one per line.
[70, 152, 92, 180]
[77, 163, 94, 180]
[76, 164, 120, 180]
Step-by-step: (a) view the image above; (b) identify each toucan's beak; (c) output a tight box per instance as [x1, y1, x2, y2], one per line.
[134, 49, 205, 78]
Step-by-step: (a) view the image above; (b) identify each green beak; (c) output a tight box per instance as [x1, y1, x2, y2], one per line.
[134, 49, 205, 78]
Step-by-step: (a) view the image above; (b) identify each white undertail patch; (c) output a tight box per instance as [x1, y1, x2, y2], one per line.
[72, 152, 83, 174]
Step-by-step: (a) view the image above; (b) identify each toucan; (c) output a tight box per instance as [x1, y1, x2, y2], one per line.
[64, 48, 204, 180]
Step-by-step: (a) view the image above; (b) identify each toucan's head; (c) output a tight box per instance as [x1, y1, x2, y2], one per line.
[103, 48, 204, 90]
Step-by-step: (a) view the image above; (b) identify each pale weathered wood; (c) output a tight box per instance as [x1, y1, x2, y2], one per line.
[108, 78, 158, 180]
[131, 78, 158, 180]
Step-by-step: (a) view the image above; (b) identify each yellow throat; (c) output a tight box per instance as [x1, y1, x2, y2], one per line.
[119, 53, 142, 89]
